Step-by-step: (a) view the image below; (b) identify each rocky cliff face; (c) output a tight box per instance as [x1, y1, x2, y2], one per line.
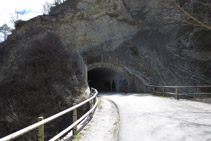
[0, 31, 88, 139]
[11, 0, 210, 85]
[0, 0, 211, 138]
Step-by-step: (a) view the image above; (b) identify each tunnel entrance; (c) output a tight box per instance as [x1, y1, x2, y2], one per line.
[88, 67, 119, 92]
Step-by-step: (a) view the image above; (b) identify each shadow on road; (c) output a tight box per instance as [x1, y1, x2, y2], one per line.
[98, 92, 152, 97]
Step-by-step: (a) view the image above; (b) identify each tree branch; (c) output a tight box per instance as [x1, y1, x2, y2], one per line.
[172, 18, 202, 28]
[172, 0, 211, 30]
[196, 1, 211, 8]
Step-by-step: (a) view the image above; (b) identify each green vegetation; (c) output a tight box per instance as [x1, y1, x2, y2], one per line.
[114, 120, 120, 125]
[0, 24, 12, 40]
[191, 97, 211, 104]
[114, 127, 118, 133]
[114, 120, 120, 135]
[97, 99, 103, 110]
[157, 95, 169, 99]
[73, 134, 82, 141]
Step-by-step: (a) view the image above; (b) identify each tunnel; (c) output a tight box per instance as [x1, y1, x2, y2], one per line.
[88, 67, 119, 92]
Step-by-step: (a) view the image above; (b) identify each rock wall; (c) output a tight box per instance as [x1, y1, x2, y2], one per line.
[0, 32, 88, 139]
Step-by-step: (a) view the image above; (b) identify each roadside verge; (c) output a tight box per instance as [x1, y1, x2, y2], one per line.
[63, 97, 120, 141]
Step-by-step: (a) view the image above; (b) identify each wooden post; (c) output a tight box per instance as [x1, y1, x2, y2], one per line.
[162, 88, 165, 97]
[176, 87, 179, 100]
[38, 117, 44, 141]
[196, 87, 199, 95]
[73, 105, 78, 135]
[148, 86, 151, 93]
[152, 86, 155, 95]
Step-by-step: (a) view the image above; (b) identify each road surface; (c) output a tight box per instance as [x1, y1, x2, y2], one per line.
[100, 93, 211, 141]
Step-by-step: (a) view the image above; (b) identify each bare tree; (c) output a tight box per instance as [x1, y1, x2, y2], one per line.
[170, 0, 211, 30]
[53, 0, 62, 6]
[52, 0, 66, 7]
[0, 24, 12, 41]
[42, 0, 66, 14]
[10, 9, 19, 24]
[43, 2, 52, 14]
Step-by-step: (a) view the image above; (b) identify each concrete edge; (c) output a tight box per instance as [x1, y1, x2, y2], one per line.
[101, 97, 120, 141]
[64, 96, 121, 141]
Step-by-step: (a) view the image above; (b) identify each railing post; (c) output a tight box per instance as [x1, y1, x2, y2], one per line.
[149, 86, 152, 93]
[196, 86, 199, 95]
[73, 104, 78, 135]
[38, 117, 44, 141]
[176, 87, 179, 100]
[152, 86, 155, 95]
[162, 88, 165, 97]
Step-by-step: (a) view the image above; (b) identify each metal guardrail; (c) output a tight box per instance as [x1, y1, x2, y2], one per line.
[149, 85, 211, 100]
[0, 88, 98, 141]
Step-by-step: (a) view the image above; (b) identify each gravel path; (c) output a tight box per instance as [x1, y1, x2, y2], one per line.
[101, 93, 211, 141]
[78, 97, 119, 141]
[62, 97, 119, 141]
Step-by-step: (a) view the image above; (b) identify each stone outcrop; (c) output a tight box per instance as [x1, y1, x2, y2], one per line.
[0, 32, 88, 139]
[9, 0, 211, 86]
[0, 0, 211, 139]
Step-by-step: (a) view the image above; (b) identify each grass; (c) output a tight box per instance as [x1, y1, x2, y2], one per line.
[114, 120, 120, 125]
[191, 97, 211, 104]
[97, 99, 103, 110]
[114, 120, 120, 134]
[157, 95, 169, 99]
[114, 127, 118, 133]
[146, 93, 171, 99]
[73, 134, 82, 141]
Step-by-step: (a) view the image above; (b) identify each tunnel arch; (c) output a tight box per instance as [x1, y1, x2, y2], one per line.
[85, 62, 147, 93]
[88, 67, 121, 92]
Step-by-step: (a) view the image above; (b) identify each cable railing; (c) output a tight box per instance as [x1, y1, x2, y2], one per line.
[148, 85, 211, 100]
[0, 88, 98, 141]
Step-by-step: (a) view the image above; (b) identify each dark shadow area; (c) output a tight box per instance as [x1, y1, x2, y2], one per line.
[0, 33, 85, 139]
[88, 67, 117, 92]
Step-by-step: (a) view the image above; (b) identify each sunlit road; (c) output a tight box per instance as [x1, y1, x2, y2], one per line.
[100, 93, 211, 141]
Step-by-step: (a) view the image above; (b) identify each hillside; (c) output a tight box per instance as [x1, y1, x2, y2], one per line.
[0, 0, 210, 139]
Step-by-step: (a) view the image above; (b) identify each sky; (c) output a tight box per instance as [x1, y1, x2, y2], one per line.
[0, 0, 55, 27]
[0, 0, 55, 41]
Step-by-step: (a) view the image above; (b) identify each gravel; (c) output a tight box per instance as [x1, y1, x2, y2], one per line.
[62, 97, 119, 141]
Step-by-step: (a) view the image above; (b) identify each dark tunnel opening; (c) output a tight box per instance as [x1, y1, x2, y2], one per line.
[88, 67, 118, 92]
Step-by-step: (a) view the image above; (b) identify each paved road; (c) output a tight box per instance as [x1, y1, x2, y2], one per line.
[100, 93, 211, 141]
